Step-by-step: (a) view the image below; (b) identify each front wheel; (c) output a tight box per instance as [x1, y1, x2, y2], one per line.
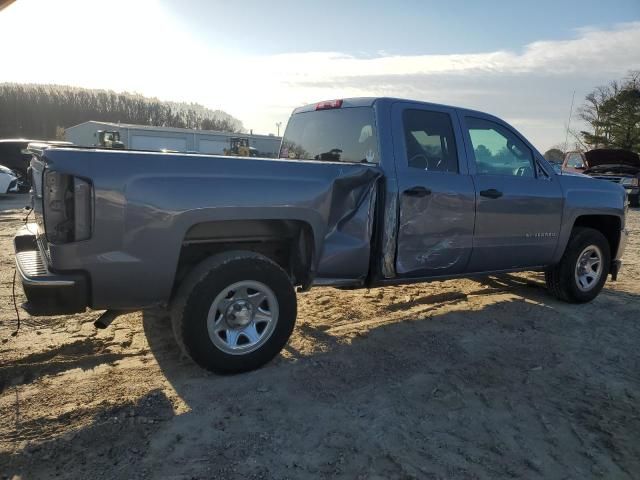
[171, 251, 297, 373]
[545, 227, 610, 303]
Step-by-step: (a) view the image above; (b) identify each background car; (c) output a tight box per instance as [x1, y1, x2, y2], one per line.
[562, 149, 640, 207]
[0, 164, 18, 194]
[0, 138, 72, 188]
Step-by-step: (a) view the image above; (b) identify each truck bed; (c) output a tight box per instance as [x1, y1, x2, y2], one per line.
[27, 147, 382, 309]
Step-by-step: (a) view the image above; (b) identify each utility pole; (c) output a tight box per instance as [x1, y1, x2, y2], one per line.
[564, 90, 576, 152]
[276, 122, 282, 137]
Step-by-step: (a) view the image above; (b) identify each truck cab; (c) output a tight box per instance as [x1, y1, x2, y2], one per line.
[283, 98, 597, 280]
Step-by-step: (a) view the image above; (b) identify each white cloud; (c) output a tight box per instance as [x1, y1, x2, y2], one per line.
[242, 20, 639, 79]
[1, 0, 638, 149]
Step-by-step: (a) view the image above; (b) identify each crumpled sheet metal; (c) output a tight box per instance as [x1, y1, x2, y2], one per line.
[395, 193, 472, 275]
[315, 167, 381, 280]
[381, 191, 398, 278]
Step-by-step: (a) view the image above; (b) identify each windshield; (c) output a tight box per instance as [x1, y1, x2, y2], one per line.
[280, 107, 379, 164]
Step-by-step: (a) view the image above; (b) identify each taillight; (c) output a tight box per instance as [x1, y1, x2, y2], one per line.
[315, 99, 343, 110]
[43, 170, 92, 243]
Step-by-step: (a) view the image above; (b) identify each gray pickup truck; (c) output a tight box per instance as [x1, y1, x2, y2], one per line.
[15, 98, 629, 373]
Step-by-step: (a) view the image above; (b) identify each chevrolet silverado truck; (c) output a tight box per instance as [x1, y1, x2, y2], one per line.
[15, 98, 629, 373]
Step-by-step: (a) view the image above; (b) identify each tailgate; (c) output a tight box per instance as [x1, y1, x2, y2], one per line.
[26, 144, 50, 259]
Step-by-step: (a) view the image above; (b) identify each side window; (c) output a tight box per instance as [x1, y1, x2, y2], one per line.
[466, 117, 535, 177]
[403, 110, 458, 173]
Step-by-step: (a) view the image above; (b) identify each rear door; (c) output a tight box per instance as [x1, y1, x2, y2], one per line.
[392, 102, 476, 277]
[459, 113, 563, 271]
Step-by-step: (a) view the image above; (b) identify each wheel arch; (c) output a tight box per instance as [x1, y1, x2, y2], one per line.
[172, 219, 316, 299]
[552, 211, 623, 265]
[572, 214, 621, 260]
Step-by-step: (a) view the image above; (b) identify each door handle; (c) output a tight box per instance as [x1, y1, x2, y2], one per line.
[479, 188, 503, 199]
[403, 186, 432, 198]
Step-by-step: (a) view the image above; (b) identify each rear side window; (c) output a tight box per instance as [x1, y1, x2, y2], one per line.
[280, 107, 379, 164]
[402, 110, 458, 173]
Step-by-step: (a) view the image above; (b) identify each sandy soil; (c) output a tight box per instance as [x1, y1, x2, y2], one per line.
[0, 193, 639, 479]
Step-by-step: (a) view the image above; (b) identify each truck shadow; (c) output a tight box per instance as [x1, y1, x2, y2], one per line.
[132, 278, 640, 477]
[384, 290, 469, 312]
[1, 388, 175, 478]
[0, 338, 128, 394]
[4, 278, 640, 478]
[472, 272, 548, 293]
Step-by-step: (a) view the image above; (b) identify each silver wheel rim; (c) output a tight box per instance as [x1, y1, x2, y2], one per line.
[207, 280, 279, 355]
[574, 245, 603, 292]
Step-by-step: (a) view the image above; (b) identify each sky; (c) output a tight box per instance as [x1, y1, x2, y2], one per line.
[0, 0, 639, 150]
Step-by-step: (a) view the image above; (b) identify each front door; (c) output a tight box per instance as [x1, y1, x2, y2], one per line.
[392, 103, 476, 277]
[459, 114, 564, 271]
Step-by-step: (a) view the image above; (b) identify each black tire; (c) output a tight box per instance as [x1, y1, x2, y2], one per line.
[630, 194, 640, 208]
[545, 227, 610, 303]
[171, 251, 297, 374]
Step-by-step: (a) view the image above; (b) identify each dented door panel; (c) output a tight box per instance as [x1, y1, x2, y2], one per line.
[391, 102, 476, 277]
[396, 176, 476, 275]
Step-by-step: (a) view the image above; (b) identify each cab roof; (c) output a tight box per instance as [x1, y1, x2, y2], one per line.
[291, 97, 497, 120]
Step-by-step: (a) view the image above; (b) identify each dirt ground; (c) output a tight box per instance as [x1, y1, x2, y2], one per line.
[0, 193, 639, 480]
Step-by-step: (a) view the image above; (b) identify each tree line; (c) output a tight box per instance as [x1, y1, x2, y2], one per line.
[0, 83, 243, 139]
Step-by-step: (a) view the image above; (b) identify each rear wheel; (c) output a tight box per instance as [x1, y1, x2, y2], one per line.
[545, 227, 610, 303]
[171, 251, 297, 373]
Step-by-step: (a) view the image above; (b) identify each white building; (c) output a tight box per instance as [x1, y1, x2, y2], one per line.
[64, 121, 282, 157]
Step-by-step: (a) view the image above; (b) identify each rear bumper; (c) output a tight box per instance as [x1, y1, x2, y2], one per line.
[14, 225, 88, 315]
